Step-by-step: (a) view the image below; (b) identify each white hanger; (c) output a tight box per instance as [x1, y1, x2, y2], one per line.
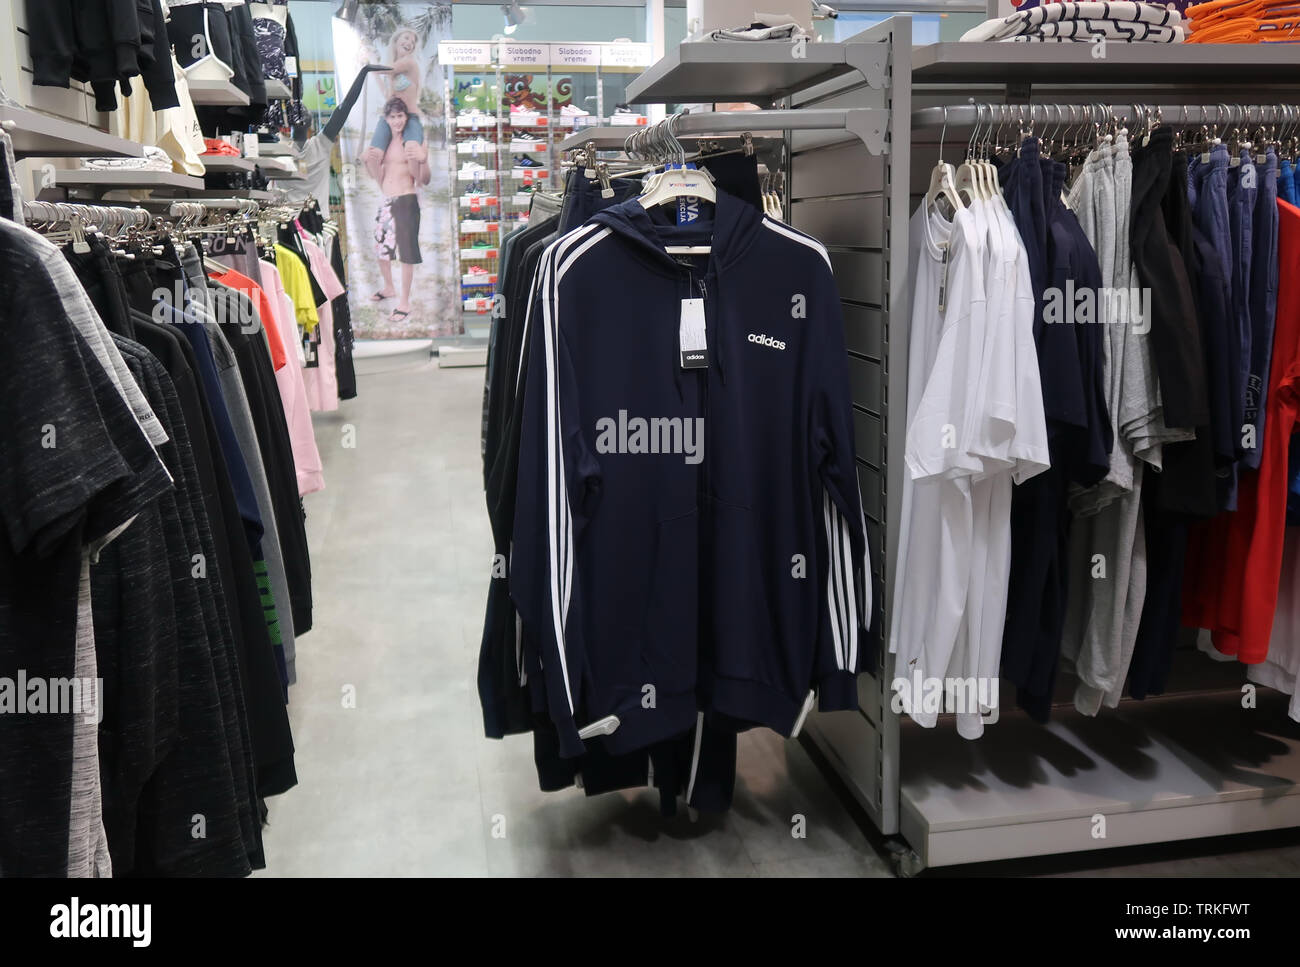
[637, 114, 716, 255]
[926, 106, 965, 219]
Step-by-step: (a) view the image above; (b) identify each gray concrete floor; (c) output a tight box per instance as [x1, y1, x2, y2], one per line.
[257, 355, 1300, 877]
[258, 356, 888, 877]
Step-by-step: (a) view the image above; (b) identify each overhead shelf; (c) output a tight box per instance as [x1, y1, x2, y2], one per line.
[561, 109, 889, 155]
[625, 40, 887, 105]
[199, 155, 256, 172]
[0, 104, 142, 159]
[265, 78, 292, 99]
[183, 188, 277, 200]
[258, 139, 297, 156]
[188, 78, 251, 106]
[54, 169, 205, 191]
[910, 42, 1300, 86]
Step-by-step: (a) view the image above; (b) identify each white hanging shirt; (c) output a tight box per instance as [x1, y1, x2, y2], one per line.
[890, 203, 985, 728]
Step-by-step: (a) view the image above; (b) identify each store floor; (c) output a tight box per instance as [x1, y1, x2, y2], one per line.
[257, 356, 1300, 877]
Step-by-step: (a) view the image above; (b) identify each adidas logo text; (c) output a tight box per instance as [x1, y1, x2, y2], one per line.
[747, 333, 786, 350]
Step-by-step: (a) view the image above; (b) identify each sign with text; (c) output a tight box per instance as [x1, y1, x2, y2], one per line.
[551, 43, 602, 67]
[497, 42, 550, 66]
[438, 42, 493, 66]
[601, 43, 653, 69]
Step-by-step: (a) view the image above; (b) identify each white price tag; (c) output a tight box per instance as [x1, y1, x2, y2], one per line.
[679, 298, 707, 369]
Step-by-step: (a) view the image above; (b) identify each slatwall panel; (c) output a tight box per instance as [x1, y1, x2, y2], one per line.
[0, 3, 120, 197]
[788, 19, 910, 838]
[4, 4, 107, 128]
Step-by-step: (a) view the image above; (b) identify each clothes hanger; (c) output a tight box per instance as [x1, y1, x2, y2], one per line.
[925, 106, 964, 221]
[636, 115, 717, 255]
[953, 103, 984, 205]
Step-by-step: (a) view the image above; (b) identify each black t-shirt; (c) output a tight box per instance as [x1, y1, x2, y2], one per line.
[0, 238, 169, 876]
[128, 313, 267, 871]
[119, 334, 257, 877]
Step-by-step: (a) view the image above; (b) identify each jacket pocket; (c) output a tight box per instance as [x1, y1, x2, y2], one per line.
[708, 498, 786, 688]
[639, 509, 699, 696]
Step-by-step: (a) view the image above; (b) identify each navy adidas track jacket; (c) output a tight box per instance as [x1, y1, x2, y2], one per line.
[510, 188, 874, 759]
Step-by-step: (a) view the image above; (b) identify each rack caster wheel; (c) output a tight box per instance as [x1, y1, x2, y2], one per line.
[884, 837, 924, 878]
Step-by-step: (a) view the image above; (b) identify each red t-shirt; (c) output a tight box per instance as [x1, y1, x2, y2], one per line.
[1183, 200, 1300, 662]
[207, 265, 288, 372]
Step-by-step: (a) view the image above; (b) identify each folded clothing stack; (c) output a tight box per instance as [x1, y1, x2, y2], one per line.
[82, 146, 174, 172]
[704, 15, 806, 41]
[1185, 0, 1300, 42]
[202, 138, 243, 158]
[960, 1, 1187, 42]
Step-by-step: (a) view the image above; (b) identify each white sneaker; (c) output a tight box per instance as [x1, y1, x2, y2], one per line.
[560, 103, 589, 116]
[460, 160, 487, 173]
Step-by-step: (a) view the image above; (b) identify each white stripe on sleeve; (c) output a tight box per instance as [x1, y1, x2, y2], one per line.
[824, 490, 846, 671]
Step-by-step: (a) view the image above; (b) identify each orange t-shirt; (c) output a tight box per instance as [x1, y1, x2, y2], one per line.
[207, 265, 288, 371]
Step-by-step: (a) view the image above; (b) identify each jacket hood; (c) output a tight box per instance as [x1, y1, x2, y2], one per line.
[587, 185, 762, 277]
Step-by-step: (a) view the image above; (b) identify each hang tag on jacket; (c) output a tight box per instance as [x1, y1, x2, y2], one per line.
[680, 298, 707, 369]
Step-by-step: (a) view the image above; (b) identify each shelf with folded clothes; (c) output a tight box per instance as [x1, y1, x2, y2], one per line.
[258, 139, 298, 157]
[51, 169, 206, 192]
[200, 156, 258, 173]
[188, 78, 253, 107]
[180, 188, 279, 201]
[0, 105, 143, 160]
[626, 39, 888, 105]
[910, 41, 1300, 85]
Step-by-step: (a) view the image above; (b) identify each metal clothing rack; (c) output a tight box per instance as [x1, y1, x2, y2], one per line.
[21, 199, 153, 231]
[822, 31, 1300, 877]
[911, 101, 1300, 134]
[627, 22, 1300, 876]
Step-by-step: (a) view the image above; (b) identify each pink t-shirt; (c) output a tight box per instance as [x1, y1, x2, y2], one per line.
[261, 259, 325, 495]
[297, 228, 344, 413]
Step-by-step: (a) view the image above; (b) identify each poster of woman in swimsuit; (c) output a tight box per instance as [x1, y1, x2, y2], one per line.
[332, 3, 458, 339]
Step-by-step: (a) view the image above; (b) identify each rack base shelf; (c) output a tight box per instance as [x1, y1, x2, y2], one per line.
[897, 691, 1300, 871]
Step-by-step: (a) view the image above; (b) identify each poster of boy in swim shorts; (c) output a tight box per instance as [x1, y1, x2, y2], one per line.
[332, 4, 459, 338]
